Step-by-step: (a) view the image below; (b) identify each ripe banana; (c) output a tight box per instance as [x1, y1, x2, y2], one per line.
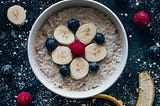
[52, 46, 72, 65]
[85, 43, 107, 62]
[54, 25, 75, 45]
[76, 23, 96, 45]
[7, 5, 26, 25]
[136, 71, 155, 106]
[70, 58, 89, 80]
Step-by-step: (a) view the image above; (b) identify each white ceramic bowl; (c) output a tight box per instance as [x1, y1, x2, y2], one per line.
[28, 0, 128, 99]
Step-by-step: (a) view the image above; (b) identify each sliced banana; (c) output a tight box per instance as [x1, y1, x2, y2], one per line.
[7, 5, 26, 25]
[85, 43, 107, 62]
[70, 58, 89, 80]
[54, 25, 75, 45]
[136, 71, 155, 106]
[76, 23, 96, 45]
[52, 46, 72, 65]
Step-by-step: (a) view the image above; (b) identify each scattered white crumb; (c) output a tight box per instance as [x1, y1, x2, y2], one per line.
[12, 0, 15, 3]
[129, 35, 132, 38]
[120, 13, 124, 16]
[136, 2, 140, 6]
[124, 13, 128, 17]
[156, 42, 160, 47]
[13, 52, 16, 55]
[153, 62, 156, 65]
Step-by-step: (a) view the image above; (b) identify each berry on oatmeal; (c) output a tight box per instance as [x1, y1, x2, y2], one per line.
[70, 41, 85, 57]
[134, 11, 150, 27]
[45, 38, 58, 52]
[17, 92, 32, 106]
[89, 62, 100, 72]
[67, 19, 80, 34]
[59, 65, 70, 77]
[94, 33, 105, 44]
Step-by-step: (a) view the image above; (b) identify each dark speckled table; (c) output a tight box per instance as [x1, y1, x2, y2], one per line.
[1, 0, 160, 106]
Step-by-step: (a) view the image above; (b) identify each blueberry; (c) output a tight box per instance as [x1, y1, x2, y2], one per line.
[89, 63, 100, 72]
[67, 19, 80, 33]
[45, 38, 58, 52]
[149, 45, 160, 57]
[94, 33, 105, 44]
[59, 65, 70, 77]
[1, 65, 13, 77]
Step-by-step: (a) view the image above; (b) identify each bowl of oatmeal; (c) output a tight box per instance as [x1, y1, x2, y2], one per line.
[28, 0, 128, 98]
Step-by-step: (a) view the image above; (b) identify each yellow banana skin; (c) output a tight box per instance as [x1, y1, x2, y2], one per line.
[92, 94, 123, 106]
[136, 71, 155, 106]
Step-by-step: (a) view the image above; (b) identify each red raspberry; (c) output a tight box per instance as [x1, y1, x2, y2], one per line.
[17, 92, 32, 106]
[134, 11, 150, 27]
[70, 41, 85, 57]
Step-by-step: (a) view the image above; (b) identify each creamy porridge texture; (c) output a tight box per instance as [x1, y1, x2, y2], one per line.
[34, 7, 122, 91]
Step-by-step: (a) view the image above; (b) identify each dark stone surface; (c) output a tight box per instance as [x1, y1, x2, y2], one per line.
[0, 0, 160, 105]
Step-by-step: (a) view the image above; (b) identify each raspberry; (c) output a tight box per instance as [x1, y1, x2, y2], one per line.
[70, 41, 85, 57]
[17, 92, 32, 106]
[134, 11, 150, 27]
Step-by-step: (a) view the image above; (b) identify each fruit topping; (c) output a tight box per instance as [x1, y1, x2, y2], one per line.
[52, 46, 72, 65]
[76, 23, 96, 45]
[85, 43, 107, 62]
[89, 62, 100, 72]
[94, 33, 105, 44]
[67, 19, 80, 34]
[59, 65, 70, 77]
[45, 38, 58, 52]
[54, 25, 75, 45]
[70, 41, 85, 57]
[70, 58, 89, 80]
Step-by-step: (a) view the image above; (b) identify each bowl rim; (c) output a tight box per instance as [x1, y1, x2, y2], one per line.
[28, 0, 128, 99]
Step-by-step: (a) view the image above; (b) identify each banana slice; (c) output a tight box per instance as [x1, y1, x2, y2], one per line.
[54, 25, 75, 45]
[52, 46, 72, 65]
[76, 23, 96, 45]
[85, 43, 107, 62]
[136, 71, 155, 106]
[7, 5, 26, 25]
[70, 58, 89, 80]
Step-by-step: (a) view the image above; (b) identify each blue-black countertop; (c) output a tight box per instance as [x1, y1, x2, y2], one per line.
[0, 0, 160, 105]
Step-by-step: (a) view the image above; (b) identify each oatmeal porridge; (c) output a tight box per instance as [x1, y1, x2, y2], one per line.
[33, 7, 122, 91]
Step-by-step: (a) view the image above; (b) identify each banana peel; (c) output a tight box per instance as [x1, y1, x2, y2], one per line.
[92, 72, 155, 106]
[136, 71, 155, 106]
[92, 94, 123, 106]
